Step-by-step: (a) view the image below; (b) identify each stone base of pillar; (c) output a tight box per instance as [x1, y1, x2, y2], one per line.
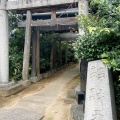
[63, 65, 66, 69]
[47, 71, 52, 77]
[57, 67, 61, 71]
[60, 67, 62, 70]
[54, 69, 57, 73]
[69, 62, 74, 65]
[70, 105, 84, 120]
[51, 70, 55, 74]
[0, 81, 14, 89]
[66, 64, 68, 66]
[42, 73, 49, 78]
[30, 76, 39, 83]
[37, 74, 43, 81]
[20, 80, 31, 87]
[0, 82, 25, 97]
[42, 71, 53, 79]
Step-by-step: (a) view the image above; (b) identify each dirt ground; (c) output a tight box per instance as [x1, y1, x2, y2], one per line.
[0, 64, 80, 120]
[42, 76, 79, 120]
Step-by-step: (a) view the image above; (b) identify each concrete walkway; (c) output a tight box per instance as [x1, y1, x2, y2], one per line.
[0, 64, 79, 120]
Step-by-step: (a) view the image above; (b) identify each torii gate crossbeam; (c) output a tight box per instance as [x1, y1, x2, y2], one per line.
[6, 0, 78, 11]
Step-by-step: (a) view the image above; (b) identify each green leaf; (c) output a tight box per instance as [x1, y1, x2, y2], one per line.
[101, 53, 108, 58]
[102, 59, 109, 64]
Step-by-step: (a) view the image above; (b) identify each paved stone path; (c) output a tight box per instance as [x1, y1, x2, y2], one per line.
[0, 64, 79, 120]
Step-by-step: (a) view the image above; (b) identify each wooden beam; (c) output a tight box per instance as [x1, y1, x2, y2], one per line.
[36, 28, 40, 75]
[59, 38, 77, 41]
[22, 11, 32, 81]
[31, 28, 37, 77]
[18, 17, 78, 31]
[16, 4, 78, 14]
[65, 40, 68, 64]
[59, 33, 78, 39]
[50, 38, 55, 71]
[18, 17, 77, 27]
[38, 24, 78, 31]
[6, 0, 78, 11]
[59, 40, 62, 66]
[53, 39, 56, 69]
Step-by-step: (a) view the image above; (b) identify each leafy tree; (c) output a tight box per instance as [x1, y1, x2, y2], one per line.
[9, 10, 24, 81]
[73, 0, 120, 112]
[9, 28, 25, 81]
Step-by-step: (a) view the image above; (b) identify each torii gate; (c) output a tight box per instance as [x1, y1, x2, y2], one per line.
[18, 10, 78, 80]
[0, 0, 88, 96]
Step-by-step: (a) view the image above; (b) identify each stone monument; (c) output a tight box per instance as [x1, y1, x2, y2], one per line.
[84, 60, 117, 120]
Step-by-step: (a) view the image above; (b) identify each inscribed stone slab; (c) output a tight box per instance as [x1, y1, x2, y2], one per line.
[84, 60, 117, 120]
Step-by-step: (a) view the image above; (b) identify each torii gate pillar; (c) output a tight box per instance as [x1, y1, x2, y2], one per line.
[78, 0, 88, 34]
[78, 0, 88, 92]
[0, 0, 9, 84]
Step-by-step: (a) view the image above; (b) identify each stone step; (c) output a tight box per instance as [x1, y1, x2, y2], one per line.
[0, 82, 26, 97]
[64, 97, 76, 104]
[66, 89, 76, 99]
[70, 105, 84, 120]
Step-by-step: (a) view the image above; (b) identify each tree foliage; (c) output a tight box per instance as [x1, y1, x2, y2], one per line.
[9, 28, 25, 81]
[73, 0, 120, 111]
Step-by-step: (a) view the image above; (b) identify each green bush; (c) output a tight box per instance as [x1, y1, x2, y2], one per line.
[9, 28, 25, 81]
[73, 0, 120, 110]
